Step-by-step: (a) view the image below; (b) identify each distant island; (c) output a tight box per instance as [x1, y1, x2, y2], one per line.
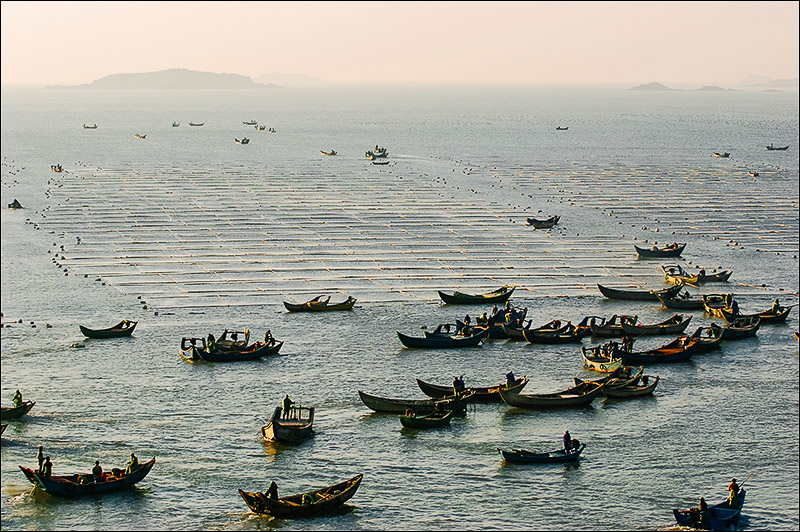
[695, 85, 726, 91]
[45, 68, 280, 90]
[629, 82, 673, 91]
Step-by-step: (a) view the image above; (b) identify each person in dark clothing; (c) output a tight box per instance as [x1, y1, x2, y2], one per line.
[266, 481, 278, 500]
[92, 460, 103, 483]
[37, 446, 45, 471]
[563, 430, 572, 451]
[41, 456, 52, 478]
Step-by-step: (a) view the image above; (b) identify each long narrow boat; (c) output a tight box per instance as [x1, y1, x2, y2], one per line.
[709, 316, 760, 340]
[415, 376, 528, 403]
[656, 290, 705, 310]
[620, 314, 692, 336]
[522, 324, 590, 344]
[1, 401, 36, 420]
[399, 409, 453, 429]
[766, 144, 789, 151]
[502, 319, 569, 340]
[597, 283, 682, 301]
[720, 306, 791, 324]
[662, 265, 699, 285]
[686, 326, 724, 354]
[603, 375, 659, 398]
[261, 406, 314, 444]
[397, 328, 488, 348]
[320, 150, 337, 156]
[526, 215, 560, 229]
[283, 295, 356, 312]
[19, 458, 156, 497]
[82, 124, 97, 129]
[634, 243, 685, 258]
[702, 294, 734, 318]
[581, 345, 623, 372]
[358, 390, 474, 415]
[79, 320, 137, 338]
[498, 443, 585, 464]
[697, 269, 733, 283]
[239, 474, 363, 518]
[620, 337, 701, 364]
[188, 122, 204, 126]
[712, 152, 730, 157]
[183, 340, 283, 362]
[499, 381, 604, 409]
[589, 315, 638, 337]
[673, 488, 745, 531]
[438, 285, 514, 305]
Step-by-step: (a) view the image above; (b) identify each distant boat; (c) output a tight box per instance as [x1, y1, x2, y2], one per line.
[134, 134, 146, 139]
[749, 171, 759, 177]
[712, 152, 730, 158]
[83, 124, 97, 129]
[189, 122, 204, 126]
[320, 150, 337, 156]
[766, 144, 789, 151]
[172, 122, 180, 127]
[555, 126, 569, 130]
[371, 160, 390, 165]
[243, 120, 258, 125]
[256, 125, 266, 130]
[8, 199, 24, 209]
[235, 137, 250, 144]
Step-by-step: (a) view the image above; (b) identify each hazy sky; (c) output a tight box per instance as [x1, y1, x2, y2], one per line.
[1, 1, 798, 87]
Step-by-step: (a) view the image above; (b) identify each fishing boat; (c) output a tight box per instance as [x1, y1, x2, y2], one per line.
[686, 326, 724, 353]
[79, 320, 137, 338]
[188, 122, 204, 126]
[748, 171, 758, 177]
[438, 285, 514, 305]
[656, 290, 705, 310]
[498, 381, 604, 409]
[720, 305, 791, 324]
[634, 243, 685, 258]
[371, 160, 391, 165]
[697, 269, 733, 283]
[673, 489, 745, 531]
[399, 409, 453, 429]
[766, 144, 789, 151]
[708, 316, 760, 340]
[415, 375, 528, 403]
[526, 215, 560, 229]
[498, 443, 585, 463]
[358, 390, 474, 415]
[397, 328, 488, 348]
[83, 124, 97, 129]
[589, 315, 638, 337]
[1, 401, 36, 420]
[581, 344, 624, 372]
[555, 126, 569, 131]
[502, 318, 569, 340]
[256, 125, 267, 130]
[283, 295, 356, 312]
[602, 375, 659, 398]
[702, 294, 734, 318]
[235, 137, 250, 144]
[134, 134, 146, 139]
[662, 264, 699, 285]
[320, 150, 337, 156]
[620, 313, 692, 336]
[365, 150, 388, 159]
[172, 122, 180, 127]
[522, 323, 591, 344]
[214, 329, 250, 350]
[239, 474, 363, 518]
[19, 458, 156, 497]
[243, 120, 258, 125]
[261, 405, 314, 444]
[597, 283, 682, 301]
[180, 337, 282, 362]
[712, 152, 730, 157]
[620, 336, 701, 364]
[8, 199, 24, 209]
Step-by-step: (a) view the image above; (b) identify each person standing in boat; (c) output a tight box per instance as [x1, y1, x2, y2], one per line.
[282, 395, 294, 418]
[264, 330, 274, 346]
[37, 446, 45, 471]
[730, 299, 740, 315]
[92, 460, 103, 483]
[563, 430, 572, 452]
[13, 390, 23, 407]
[771, 299, 782, 314]
[266, 481, 278, 500]
[505, 371, 515, 387]
[125, 452, 139, 475]
[206, 333, 215, 352]
[41, 456, 52, 478]
[727, 478, 740, 507]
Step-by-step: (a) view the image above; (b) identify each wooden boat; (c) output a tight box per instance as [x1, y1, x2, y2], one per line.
[502, 318, 569, 340]
[256, 125, 267, 130]
[397, 328, 488, 348]
[365, 150, 388, 159]
[19, 458, 156, 497]
[712, 152, 730, 157]
[478, 306, 528, 339]
[358, 390, 474, 415]
[656, 290, 705, 310]
[766, 144, 789, 151]
[686, 326, 724, 353]
[634, 243, 685, 258]
[603, 375, 659, 398]
[371, 160, 391, 165]
[320, 150, 337, 156]
[620, 337, 701, 364]
[79, 320, 137, 338]
[748, 171, 758, 177]
[498, 443, 585, 463]
[673, 488, 745, 531]
[499, 381, 604, 409]
[438, 285, 514, 305]
[581, 344, 624, 372]
[1, 401, 36, 420]
[399, 409, 453, 429]
[620, 313, 692, 336]
[522, 323, 590, 344]
[573, 366, 643, 390]
[555, 126, 569, 131]
[82, 124, 97, 129]
[662, 264, 699, 285]
[239, 474, 363, 518]
[526, 215, 560, 229]
[180, 337, 283, 362]
[720, 305, 791, 324]
[243, 120, 258, 125]
[188, 122, 204, 126]
[283, 295, 356, 312]
[415, 376, 528, 403]
[709, 316, 760, 340]
[261, 405, 314, 444]
[702, 294, 734, 318]
[597, 283, 682, 301]
[134, 134, 146, 139]
[8, 199, 24, 209]
[589, 315, 638, 337]
[235, 137, 250, 144]
[697, 269, 733, 283]
[215, 329, 250, 350]
[172, 122, 179, 127]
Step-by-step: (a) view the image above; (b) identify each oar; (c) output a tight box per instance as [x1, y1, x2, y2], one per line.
[738, 471, 755, 487]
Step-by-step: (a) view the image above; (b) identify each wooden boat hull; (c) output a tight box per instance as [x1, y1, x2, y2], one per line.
[79, 320, 137, 338]
[239, 474, 363, 518]
[397, 328, 488, 348]
[522, 328, 589, 344]
[621, 337, 700, 364]
[19, 458, 155, 497]
[187, 341, 283, 362]
[399, 410, 453, 429]
[634, 243, 686, 258]
[709, 317, 760, 340]
[597, 283, 682, 301]
[358, 390, 473, 415]
[662, 266, 699, 285]
[498, 443, 585, 463]
[283, 297, 356, 312]
[438, 286, 514, 305]
[673, 489, 745, 531]
[526, 215, 560, 229]
[656, 293, 705, 310]
[620, 314, 692, 336]
[702, 294, 733, 318]
[698, 270, 733, 283]
[766, 145, 789, 150]
[581, 347, 623, 372]
[415, 376, 528, 403]
[721, 306, 790, 324]
[261, 406, 314, 444]
[603, 376, 659, 398]
[499, 381, 604, 409]
[1, 401, 35, 420]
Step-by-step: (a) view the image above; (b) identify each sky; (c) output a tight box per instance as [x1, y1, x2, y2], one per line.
[1, 1, 798, 87]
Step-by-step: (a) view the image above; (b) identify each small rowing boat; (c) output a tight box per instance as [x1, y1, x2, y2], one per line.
[498, 443, 585, 463]
[239, 474, 363, 518]
[79, 320, 137, 338]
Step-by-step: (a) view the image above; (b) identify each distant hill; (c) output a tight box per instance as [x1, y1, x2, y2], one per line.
[253, 72, 324, 86]
[45, 68, 280, 90]
[630, 82, 673, 91]
[695, 85, 726, 91]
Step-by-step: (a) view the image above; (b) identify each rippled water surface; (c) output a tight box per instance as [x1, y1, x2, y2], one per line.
[1, 86, 798, 530]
